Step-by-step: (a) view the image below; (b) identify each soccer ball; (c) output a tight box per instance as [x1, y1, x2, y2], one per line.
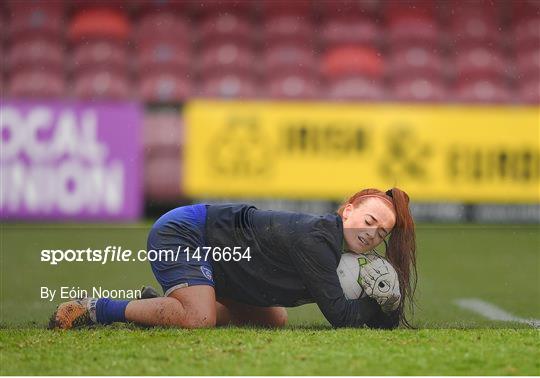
[336, 252, 370, 299]
[337, 251, 399, 303]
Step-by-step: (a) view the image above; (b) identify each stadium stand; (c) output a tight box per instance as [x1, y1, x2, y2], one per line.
[3, 0, 539, 201]
[4, 0, 538, 103]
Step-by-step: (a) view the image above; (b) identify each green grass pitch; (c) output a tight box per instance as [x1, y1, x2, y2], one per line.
[1, 223, 539, 375]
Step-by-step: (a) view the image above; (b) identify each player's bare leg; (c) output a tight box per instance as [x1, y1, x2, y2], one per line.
[50, 285, 216, 329]
[129, 285, 287, 327]
[125, 285, 216, 328]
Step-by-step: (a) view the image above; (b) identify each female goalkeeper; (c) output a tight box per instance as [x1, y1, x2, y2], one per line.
[50, 187, 417, 329]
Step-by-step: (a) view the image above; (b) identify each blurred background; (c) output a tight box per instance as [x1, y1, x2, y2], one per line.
[0, 0, 538, 223]
[0, 0, 539, 328]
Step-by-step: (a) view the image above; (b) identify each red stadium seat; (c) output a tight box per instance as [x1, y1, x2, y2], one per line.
[192, 0, 254, 16]
[199, 74, 257, 98]
[136, 42, 191, 75]
[387, 14, 440, 48]
[68, 0, 133, 10]
[518, 81, 540, 104]
[199, 13, 253, 47]
[7, 37, 64, 72]
[317, 0, 379, 18]
[454, 79, 512, 104]
[0, 8, 7, 43]
[133, 0, 190, 13]
[259, 0, 312, 17]
[199, 43, 256, 76]
[511, 0, 540, 21]
[138, 73, 192, 103]
[72, 40, 128, 73]
[69, 8, 130, 42]
[8, 4, 64, 39]
[516, 48, 540, 81]
[263, 14, 313, 45]
[392, 77, 448, 102]
[145, 155, 182, 201]
[322, 46, 383, 80]
[327, 77, 385, 101]
[135, 12, 191, 46]
[9, 69, 66, 98]
[144, 113, 183, 155]
[320, 16, 380, 48]
[73, 70, 131, 99]
[262, 44, 317, 75]
[445, 0, 499, 21]
[513, 16, 540, 50]
[7, 0, 64, 13]
[387, 46, 445, 79]
[450, 13, 501, 49]
[454, 47, 510, 82]
[384, 0, 437, 20]
[264, 73, 319, 99]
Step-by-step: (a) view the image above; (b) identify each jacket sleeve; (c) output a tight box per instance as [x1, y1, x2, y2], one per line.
[364, 307, 400, 329]
[290, 234, 395, 328]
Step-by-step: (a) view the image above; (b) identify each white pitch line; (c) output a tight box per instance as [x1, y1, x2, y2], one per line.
[454, 298, 540, 328]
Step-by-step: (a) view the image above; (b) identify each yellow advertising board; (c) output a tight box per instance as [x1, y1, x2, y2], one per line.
[183, 100, 540, 203]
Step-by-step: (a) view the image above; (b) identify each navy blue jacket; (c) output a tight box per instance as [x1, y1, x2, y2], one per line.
[206, 204, 399, 328]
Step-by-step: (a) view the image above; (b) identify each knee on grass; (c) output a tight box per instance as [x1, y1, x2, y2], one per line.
[269, 308, 288, 328]
[253, 307, 287, 328]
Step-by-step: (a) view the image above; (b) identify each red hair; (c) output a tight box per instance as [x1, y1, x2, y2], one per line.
[337, 187, 417, 327]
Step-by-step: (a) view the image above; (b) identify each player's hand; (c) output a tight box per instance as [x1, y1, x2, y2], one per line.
[359, 257, 401, 313]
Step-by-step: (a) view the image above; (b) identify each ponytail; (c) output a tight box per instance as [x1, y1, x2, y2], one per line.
[337, 187, 417, 327]
[385, 187, 417, 327]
